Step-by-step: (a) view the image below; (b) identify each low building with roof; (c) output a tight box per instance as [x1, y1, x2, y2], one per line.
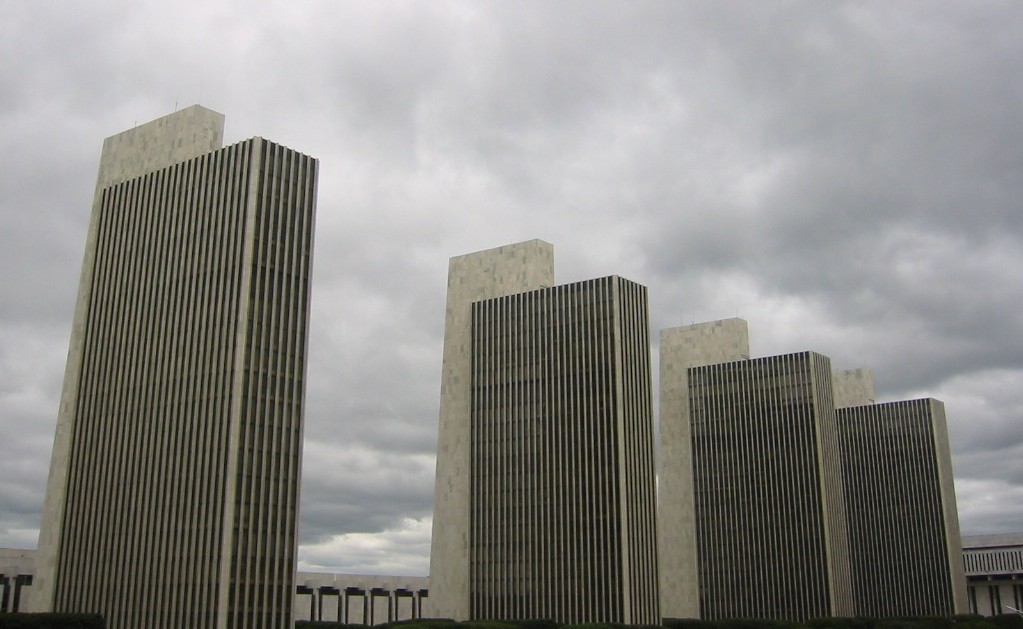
[962, 533, 1023, 616]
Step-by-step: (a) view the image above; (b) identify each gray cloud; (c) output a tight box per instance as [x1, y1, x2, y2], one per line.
[1, 1, 1020, 575]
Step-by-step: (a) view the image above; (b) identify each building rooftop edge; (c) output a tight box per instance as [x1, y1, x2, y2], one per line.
[962, 532, 1023, 548]
[449, 239, 553, 261]
[104, 104, 224, 142]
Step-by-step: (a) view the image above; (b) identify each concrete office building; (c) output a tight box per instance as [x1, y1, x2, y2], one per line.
[31, 106, 317, 629]
[429, 241, 660, 625]
[963, 533, 1023, 616]
[658, 318, 750, 619]
[662, 319, 968, 620]
[660, 320, 854, 621]
[429, 240, 556, 622]
[837, 399, 968, 616]
[686, 349, 854, 620]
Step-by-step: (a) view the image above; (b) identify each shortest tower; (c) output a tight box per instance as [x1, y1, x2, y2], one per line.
[837, 399, 968, 616]
[687, 351, 853, 621]
[660, 319, 968, 622]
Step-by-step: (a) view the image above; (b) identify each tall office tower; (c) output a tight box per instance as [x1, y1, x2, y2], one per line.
[658, 318, 750, 619]
[32, 106, 318, 629]
[684, 348, 854, 620]
[430, 240, 555, 622]
[836, 399, 968, 616]
[429, 241, 660, 625]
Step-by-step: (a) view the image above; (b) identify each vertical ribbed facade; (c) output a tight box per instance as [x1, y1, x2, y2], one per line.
[837, 399, 968, 616]
[963, 533, 1023, 616]
[658, 319, 750, 619]
[38, 109, 316, 629]
[467, 276, 659, 625]
[429, 240, 556, 621]
[689, 352, 853, 621]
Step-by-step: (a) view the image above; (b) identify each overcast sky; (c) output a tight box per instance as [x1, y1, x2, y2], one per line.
[1, 1, 1021, 577]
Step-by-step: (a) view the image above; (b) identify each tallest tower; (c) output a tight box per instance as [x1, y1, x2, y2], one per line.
[33, 106, 318, 629]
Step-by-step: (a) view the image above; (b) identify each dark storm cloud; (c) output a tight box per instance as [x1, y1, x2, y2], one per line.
[299, 442, 434, 542]
[1, 0, 1021, 571]
[631, 3, 1023, 400]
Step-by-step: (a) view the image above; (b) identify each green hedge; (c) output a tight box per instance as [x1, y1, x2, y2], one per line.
[988, 615, 1023, 629]
[662, 617, 1011, 629]
[0, 614, 105, 629]
[374, 621, 460, 629]
[300, 616, 1019, 629]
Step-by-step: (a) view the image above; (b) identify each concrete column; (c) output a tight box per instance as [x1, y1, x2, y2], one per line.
[370, 588, 389, 625]
[395, 588, 414, 620]
[417, 588, 429, 618]
[12, 575, 33, 613]
[318, 586, 340, 621]
[295, 585, 314, 621]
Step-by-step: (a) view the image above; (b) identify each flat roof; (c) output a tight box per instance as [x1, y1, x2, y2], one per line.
[962, 532, 1023, 549]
